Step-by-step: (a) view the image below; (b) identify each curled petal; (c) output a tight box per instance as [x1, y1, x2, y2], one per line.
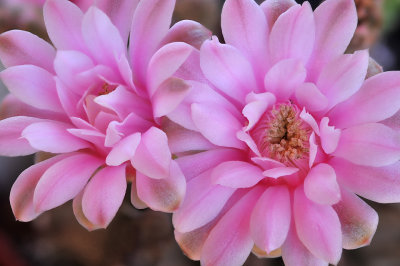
[260, 0, 297, 31]
[73, 190, 101, 231]
[319, 117, 341, 154]
[106, 133, 141, 166]
[162, 20, 212, 49]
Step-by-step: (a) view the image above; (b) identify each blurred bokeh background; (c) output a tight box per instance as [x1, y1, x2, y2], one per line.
[1, 0, 400, 265]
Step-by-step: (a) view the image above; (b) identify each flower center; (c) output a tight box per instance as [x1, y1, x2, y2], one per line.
[99, 83, 117, 95]
[253, 104, 309, 162]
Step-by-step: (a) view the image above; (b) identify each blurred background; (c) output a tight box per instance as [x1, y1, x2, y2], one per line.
[1, 0, 400, 265]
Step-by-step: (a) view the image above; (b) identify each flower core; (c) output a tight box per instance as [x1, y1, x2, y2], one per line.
[253, 104, 309, 162]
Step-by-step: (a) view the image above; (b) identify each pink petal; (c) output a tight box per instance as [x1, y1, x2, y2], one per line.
[162, 20, 212, 50]
[299, 108, 320, 135]
[164, 120, 216, 154]
[264, 59, 306, 102]
[95, 86, 152, 120]
[309, 132, 318, 168]
[54, 50, 95, 95]
[131, 127, 171, 179]
[333, 188, 378, 249]
[304, 163, 341, 205]
[147, 42, 193, 96]
[106, 133, 141, 166]
[200, 187, 263, 266]
[295, 83, 328, 112]
[294, 187, 342, 264]
[130, 0, 175, 86]
[0, 116, 41, 156]
[263, 167, 299, 179]
[200, 38, 259, 105]
[191, 103, 245, 149]
[130, 174, 147, 209]
[243, 92, 276, 131]
[82, 165, 127, 228]
[95, 0, 139, 44]
[72, 190, 101, 231]
[33, 153, 103, 212]
[175, 224, 213, 261]
[282, 222, 328, 266]
[211, 161, 264, 188]
[308, 0, 357, 80]
[269, 3, 315, 65]
[260, 0, 297, 31]
[82, 7, 126, 67]
[0, 30, 55, 72]
[221, 0, 269, 78]
[319, 117, 341, 154]
[10, 154, 68, 222]
[67, 128, 105, 149]
[317, 50, 369, 108]
[329, 72, 400, 128]
[43, 0, 86, 51]
[0, 94, 66, 121]
[331, 157, 400, 203]
[1, 65, 63, 112]
[173, 170, 236, 232]
[55, 78, 84, 118]
[250, 186, 291, 253]
[176, 148, 245, 181]
[251, 157, 285, 170]
[333, 123, 400, 167]
[152, 77, 191, 117]
[136, 160, 185, 212]
[237, 130, 261, 156]
[22, 121, 89, 153]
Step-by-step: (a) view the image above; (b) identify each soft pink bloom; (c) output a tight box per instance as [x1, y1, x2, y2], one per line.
[0, 0, 211, 230]
[171, 0, 400, 265]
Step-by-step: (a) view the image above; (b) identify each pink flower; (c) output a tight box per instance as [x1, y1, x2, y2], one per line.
[171, 0, 400, 265]
[0, 0, 210, 230]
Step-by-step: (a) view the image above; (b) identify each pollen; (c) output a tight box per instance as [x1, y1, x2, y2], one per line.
[255, 104, 309, 162]
[99, 83, 117, 96]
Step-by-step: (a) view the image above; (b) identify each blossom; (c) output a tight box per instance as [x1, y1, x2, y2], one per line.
[171, 0, 400, 265]
[0, 0, 211, 230]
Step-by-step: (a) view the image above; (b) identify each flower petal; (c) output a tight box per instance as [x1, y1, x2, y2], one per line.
[263, 167, 299, 179]
[95, 0, 139, 44]
[72, 190, 101, 231]
[131, 127, 171, 179]
[33, 153, 103, 212]
[260, 0, 297, 31]
[309, 0, 357, 80]
[191, 103, 245, 149]
[0, 116, 41, 156]
[44, 0, 86, 51]
[0, 30, 55, 72]
[294, 187, 342, 264]
[329, 72, 400, 128]
[200, 187, 263, 266]
[317, 50, 369, 108]
[282, 222, 328, 266]
[152, 77, 191, 117]
[136, 160, 185, 212]
[250, 186, 291, 253]
[82, 7, 126, 67]
[333, 188, 378, 249]
[147, 42, 193, 96]
[319, 117, 341, 154]
[162, 20, 212, 50]
[211, 161, 264, 188]
[333, 123, 400, 167]
[130, 0, 175, 85]
[82, 165, 127, 228]
[264, 59, 306, 102]
[200, 38, 258, 105]
[22, 121, 89, 153]
[331, 157, 400, 203]
[221, 0, 269, 77]
[269, 3, 315, 65]
[173, 170, 236, 232]
[304, 163, 341, 205]
[10, 154, 68, 222]
[106, 133, 141, 166]
[295, 83, 328, 112]
[243, 92, 276, 131]
[1, 65, 63, 112]
[176, 148, 245, 181]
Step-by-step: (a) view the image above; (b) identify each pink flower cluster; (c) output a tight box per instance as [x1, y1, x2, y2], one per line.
[1, 0, 400, 265]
